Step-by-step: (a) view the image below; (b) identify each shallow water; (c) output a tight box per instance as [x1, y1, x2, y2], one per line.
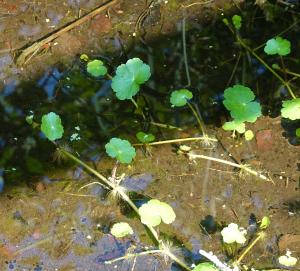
[0, 1, 300, 270]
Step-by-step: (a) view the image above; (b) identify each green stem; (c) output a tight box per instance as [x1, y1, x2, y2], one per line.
[187, 102, 206, 135]
[133, 136, 217, 146]
[226, 23, 297, 99]
[235, 232, 264, 265]
[59, 148, 192, 270]
[182, 16, 191, 87]
[131, 97, 146, 120]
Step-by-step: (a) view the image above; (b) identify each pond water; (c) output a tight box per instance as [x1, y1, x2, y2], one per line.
[0, 1, 300, 271]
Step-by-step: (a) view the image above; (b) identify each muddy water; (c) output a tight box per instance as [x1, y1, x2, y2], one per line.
[0, 0, 300, 270]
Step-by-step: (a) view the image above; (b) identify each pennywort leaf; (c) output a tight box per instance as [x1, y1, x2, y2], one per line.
[136, 132, 155, 143]
[111, 58, 151, 100]
[281, 98, 300, 120]
[138, 199, 176, 227]
[105, 138, 136, 164]
[170, 89, 193, 107]
[264, 37, 291, 56]
[87, 59, 107, 77]
[193, 263, 220, 271]
[232, 15, 242, 30]
[223, 85, 262, 123]
[110, 222, 133, 238]
[41, 112, 64, 141]
[222, 120, 246, 134]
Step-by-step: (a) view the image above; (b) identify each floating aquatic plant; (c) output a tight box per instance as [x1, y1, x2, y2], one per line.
[170, 89, 193, 107]
[264, 37, 291, 56]
[232, 14, 242, 30]
[41, 112, 64, 141]
[105, 137, 136, 164]
[87, 59, 107, 77]
[110, 222, 134, 238]
[281, 98, 300, 120]
[136, 132, 155, 143]
[111, 58, 151, 100]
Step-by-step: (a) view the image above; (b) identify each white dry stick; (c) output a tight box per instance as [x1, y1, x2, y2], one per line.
[199, 250, 237, 271]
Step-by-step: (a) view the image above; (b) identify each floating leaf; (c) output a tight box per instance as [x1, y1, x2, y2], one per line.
[260, 216, 270, 230]
[110, 222, 133, 238]
[87, 59, 107, 77]
[296, 128, 300, 137]
[105, 138, 136, 164]
[281, 98, 300, 120]
[222, 120, 245, 133]
[193, 262, 220, 271]
[80, 54, 89, 62]
[232, 15, 242, 30]
[170, 89, 193, 107]
[244, 130, 254, 141]
[223, 85, 261, 123]
[111, 58, 151, 100]
[136, 132, 155, 143]
[138, 199, 176, 227]
[41, 112, 64, 141]
[264, 37, 291, 56]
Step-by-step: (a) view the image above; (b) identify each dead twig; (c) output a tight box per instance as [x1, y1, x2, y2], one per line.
[15, 0, 117, 66]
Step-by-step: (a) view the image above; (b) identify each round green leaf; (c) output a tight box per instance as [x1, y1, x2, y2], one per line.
[136, 132, 155, 143]
[170, 89, 193, 107]
[264, 37, 291, 56]
[223, 85, 261, 123]
[222, 120, 245, 134]
[193, 262, 220, 271]
[111, 58, 151, 100]
[110, 222, 133, 238]
[232, 15, 242, 30]
[138, 199, 176, 227]
[41, 112, 64, 141]
[244, 129, 254, 141]
[87, 59, 107, 77]
[281, 98, 300, 120]
[296, 128, 300, 137]
[105, 138, 136, 164]
[260, 216, 270, 230]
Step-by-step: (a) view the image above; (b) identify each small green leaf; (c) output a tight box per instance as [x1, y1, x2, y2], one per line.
[232, 15, 242, 30]
[260, 216, 270, 230]
[223, 120, 246, 134]
[87, 59, 107, 77]
[170, 89, 193, 107]
[223, 85, 262, 123]
[281, 98, 300, 120]
[41, 112, 64, 141]
[264, 37, 291, 56]
[80, 54, 89, 62]
[136, 132, 155, 143]
[138, 199, 176, 227]
[110, 222, 133, 238]
[296, 128, 300, 137]
[105, 138, 136, 164]
[244, 130, 254, 141]
[111, 58, 151, 100]
[26, 115, 34, 125]
[193, 262, 220, 271]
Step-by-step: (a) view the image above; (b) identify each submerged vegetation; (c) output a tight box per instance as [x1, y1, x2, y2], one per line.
[0, 1, 300, 270]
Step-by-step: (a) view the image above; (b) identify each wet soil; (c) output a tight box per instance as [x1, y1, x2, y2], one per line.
[0, 116, 299, 270]
[0, 0, 238, 81]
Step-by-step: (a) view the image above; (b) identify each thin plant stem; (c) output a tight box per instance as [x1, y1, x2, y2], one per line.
[105, 250, 163, 264]
[59, 148, 192, 271]
[235, 232, 264, 265]
[182, 16, 191, 87]
[225, 23, 297, 99]
[131, 97, 146, 120]
[133, 136, 217, 146]
[188, 152, 271, 182]
[150, 121, 183, 130]
[187, 102, 206, 135]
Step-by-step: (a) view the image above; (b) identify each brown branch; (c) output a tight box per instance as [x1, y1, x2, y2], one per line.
[15, 0, 117, 66]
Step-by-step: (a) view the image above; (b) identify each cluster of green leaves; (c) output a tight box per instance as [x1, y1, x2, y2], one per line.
[222, 85, 262, 133]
